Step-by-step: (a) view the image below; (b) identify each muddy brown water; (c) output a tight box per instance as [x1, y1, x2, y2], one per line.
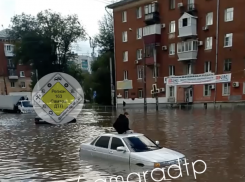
[0, 107, 244, 182]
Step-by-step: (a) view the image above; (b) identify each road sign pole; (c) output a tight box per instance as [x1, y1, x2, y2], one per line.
[153, 47, 158, 111]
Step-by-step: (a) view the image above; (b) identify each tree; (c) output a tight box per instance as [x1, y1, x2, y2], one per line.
[9, 10, 87, 88]
[91, 12, 115, 105]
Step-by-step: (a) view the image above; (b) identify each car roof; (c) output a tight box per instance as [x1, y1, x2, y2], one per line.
[100, 132, 144, 139]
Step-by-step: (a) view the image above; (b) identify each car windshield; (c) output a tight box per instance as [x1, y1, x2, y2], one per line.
[123, 135, 160, 152]
[22, 101, 33, 107]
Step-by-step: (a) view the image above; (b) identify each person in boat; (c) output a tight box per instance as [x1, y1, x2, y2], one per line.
[113, 112, 133, 134]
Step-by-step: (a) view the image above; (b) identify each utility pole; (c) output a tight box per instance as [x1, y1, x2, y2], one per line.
[143, 45, 147, 110]
[1, 68, 7, 95]
[153, 47, 158, 111]
[109, 57, 114, 106]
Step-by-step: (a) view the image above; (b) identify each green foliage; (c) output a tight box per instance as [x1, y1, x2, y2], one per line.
[9, 10, 86, 89]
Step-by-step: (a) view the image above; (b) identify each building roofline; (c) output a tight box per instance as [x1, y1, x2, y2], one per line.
[107, 0, 141, 9]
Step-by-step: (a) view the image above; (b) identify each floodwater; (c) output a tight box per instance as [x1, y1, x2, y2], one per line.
[0, 106, 245, 182]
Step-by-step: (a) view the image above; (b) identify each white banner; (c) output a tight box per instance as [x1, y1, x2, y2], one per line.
[166, 73, 231, 86]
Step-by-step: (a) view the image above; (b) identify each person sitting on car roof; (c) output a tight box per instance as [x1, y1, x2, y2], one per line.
[113, 112, 133, 134]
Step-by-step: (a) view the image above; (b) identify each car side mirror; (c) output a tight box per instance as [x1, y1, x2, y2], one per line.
[155, 141, 159, 145]
[116, 146, 126, 152]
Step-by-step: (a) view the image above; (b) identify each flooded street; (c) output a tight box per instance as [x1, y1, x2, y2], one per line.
[0, 107, 245, 182]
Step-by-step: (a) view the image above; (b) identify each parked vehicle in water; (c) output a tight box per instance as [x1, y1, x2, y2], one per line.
[79, 132, 185, 169]
[0, 95, 34, 113]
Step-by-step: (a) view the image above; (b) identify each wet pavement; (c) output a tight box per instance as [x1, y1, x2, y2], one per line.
[0, 107, 244, 182]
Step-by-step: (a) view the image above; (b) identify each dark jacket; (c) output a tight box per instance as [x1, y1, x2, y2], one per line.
[113, 114, 130, 134]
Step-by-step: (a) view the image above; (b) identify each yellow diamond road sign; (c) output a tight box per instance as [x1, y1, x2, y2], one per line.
[41, 82, 75, 116]
[32, 72, 84, 124]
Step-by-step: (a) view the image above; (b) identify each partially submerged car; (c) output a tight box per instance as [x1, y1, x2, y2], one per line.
[79, 132, 185, 169]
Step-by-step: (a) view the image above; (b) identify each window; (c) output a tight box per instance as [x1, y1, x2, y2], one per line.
[203, 85, 211, 96]
[169, 43, 175, 55]
[122, 31, 127, 42]
[110, 137, 125, 150]
[206, 12, 213, 25]
[124, 70, 128, 80]
[169, 86, 174, 97]
[137, 65, 143, 79]
[124, 90, 129, 99]
[169, 65, 175, 76]
[243, 82, 245, 94]
[136, 28, 142, 39]
[138, 89, 143, 98]
[224, 59, 232, 72]
[177, 41, 198, 53]
[144, 3, 156, 15]
[10, 82, 15, 88]
[222, 83, 230, 95]
[20, 71, 25, 77]
[123, 51, 128, 62]
[122, 11, 127, 22]
[137, 49, 142, 60]
[225, 8, 234, 22]
[123, 135, 160, 152]
[179, 17, 191, 28]
[90, 136, 99, 145]
[136, 7, 142, 18]
[153, 67, 159, 78]
[169, 21, 175, 33]
[224, 33, 232, 47]
[169, 0, 175, 9]
[21, 82, 25, 88]
[205, 37, 212, 50]
[95, 136, 110, 148]
[204, 61, 211, 72]
[145, 45, 153, 57]
[186, 63, 192, 74]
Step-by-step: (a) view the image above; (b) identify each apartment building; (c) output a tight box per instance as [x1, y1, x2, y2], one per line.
[107, 0, 245, 106]
[0, 29, 32, 95]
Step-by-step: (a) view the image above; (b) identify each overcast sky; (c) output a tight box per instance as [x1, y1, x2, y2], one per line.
[0, 0, 113, 56]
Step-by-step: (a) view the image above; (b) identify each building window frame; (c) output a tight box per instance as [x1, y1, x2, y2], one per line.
[169, 0, 175, 10]
[136, 28, 142, 39]
[205, 37, 212, 50]
[123, 70, 128, 80]
[122, 11, 127, 22]
[222, 83, 230, 96]
[169, 65, 175, 76]
[123, 51, 128, 62]
[224, 33, 232, 47]
[203, 84, 211, 96]
[138, 89, 143, 98]
[179, 17, 191, 28]
[186, 63, 192, 75]
[11, 82, 15, 88]
[225, 8, 234, 22]
[136, 7, 142, 18]
[137, 65, 143, 79]
[204, 61, 211, 73]
[136, 49, 142, 60]
[169, 21, 175, 33]
[169, 86, 174, 97]
[243, 82, 245, 94]
[152, 67, 159, 78]
[224, 59, 232, 72]
[177, 40, 198, 53]
[124, 90, 129, 99]
[122, 31, 127, 42]
[206, 12, 213, 25]
[20, 71, 25, 77]
[21, 82, 26, 88]
[169, 43, 175, 55]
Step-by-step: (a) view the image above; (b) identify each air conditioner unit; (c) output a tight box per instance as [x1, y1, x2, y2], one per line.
[161, 24, 166, 28]
[135, 60, 139, 64]
[209, 85, 215, 89]
[198, 41, 203, 46]
[162, 46, 167, 50]
[178, 3, 183, 8]
[160, 88, 165, 92]
[232, 82, 239, 87]
[202, 26, 209, 31]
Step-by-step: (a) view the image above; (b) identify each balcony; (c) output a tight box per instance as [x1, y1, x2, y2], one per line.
[4, 44, 14, 57]
[179, 3, 197, 16]
[8, 69, 18, 80]
[177, 40, 198, 61]
[143, 24, 161, 44]
[144, 2, 160, 25]
[144, 44, 157, 65]
[117, 80, 133, 90]
[178, 13, 197, 39]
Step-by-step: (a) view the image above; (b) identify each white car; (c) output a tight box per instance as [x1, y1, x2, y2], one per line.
[79, 132, 185, 169]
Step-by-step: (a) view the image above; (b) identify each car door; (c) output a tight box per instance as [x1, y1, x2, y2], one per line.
[92, 136, 111, 160]
[108, 137, 130, 163]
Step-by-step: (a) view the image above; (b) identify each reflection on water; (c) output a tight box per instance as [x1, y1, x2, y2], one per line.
[0, 108, 245, 182]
